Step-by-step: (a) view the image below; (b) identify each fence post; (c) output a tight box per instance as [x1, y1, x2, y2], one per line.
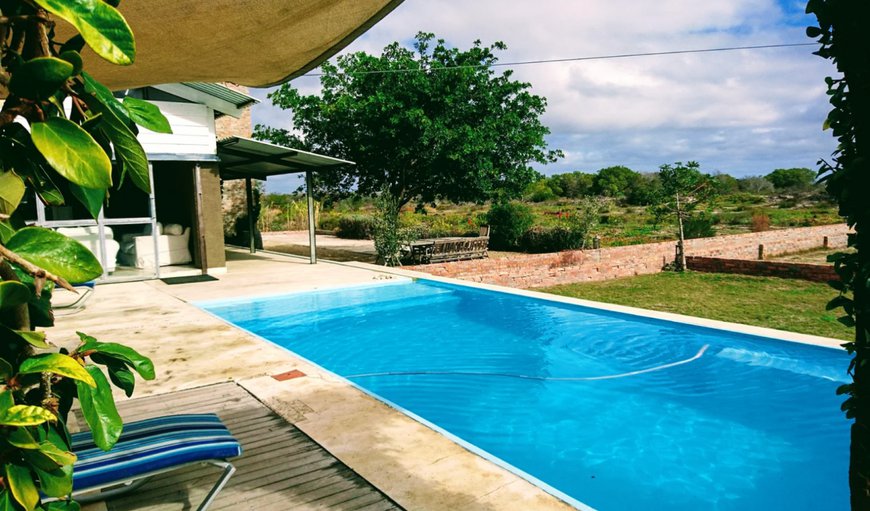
[823, 236, 829, 249]
[758, 244, 765, 260]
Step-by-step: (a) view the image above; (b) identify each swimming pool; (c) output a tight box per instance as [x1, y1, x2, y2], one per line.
[202, 279, 849, 510]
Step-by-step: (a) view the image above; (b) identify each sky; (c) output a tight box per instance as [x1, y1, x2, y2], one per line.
[249, 0, 838, 193]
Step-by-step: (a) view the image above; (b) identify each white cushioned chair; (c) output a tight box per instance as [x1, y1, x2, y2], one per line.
[118, 223, 193, 269]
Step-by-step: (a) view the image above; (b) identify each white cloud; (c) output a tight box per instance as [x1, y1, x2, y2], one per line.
[251, 0, 839, 191]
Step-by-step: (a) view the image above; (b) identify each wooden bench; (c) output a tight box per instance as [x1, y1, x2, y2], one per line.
[403, 226, 490, 264]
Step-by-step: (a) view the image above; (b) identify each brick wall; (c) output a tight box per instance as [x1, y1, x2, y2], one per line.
[407, 224, 849, 288]
[686, 256, 838, 283]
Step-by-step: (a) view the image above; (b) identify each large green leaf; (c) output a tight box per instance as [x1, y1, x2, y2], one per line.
[75, 366, 121, 451]
[32, 0, 135, 65]
[68, 182, 105, 219]
[24, 441, 76, 468]
[15, 331, 51, 350]
[0, 281, 30, 309]
[5, 428, 39, 450]
[31, 118, 112, 190]
[4, 463, 38, 511]
[33, 464, 73, 498]
[8, 57, 73, 100]
[103, 361, 135, 397]
[0, 390, 13, 412]
[81, 72, 136, 131]
[6, 227, 103, 284]
[0, 222, 16, 244]
[45, 499, 81, 511]
[0, 491, 16, 511]
[0, 171, 25, 215]
[80, 92, 150, 193]
[0, 406, 55, 427]
[123, 97, 172, 134]
[19, 353, 95, 386]
[79, 334, 155, 380]
[0, 125, 65, 207]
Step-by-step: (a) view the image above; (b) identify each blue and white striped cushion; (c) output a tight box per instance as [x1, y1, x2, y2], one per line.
[71, 414, 242, 490]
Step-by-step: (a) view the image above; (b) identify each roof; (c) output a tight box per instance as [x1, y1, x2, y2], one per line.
[217, 137, 354, 180]
[54, 0, 404, 90]
[150, 83, 258, 118]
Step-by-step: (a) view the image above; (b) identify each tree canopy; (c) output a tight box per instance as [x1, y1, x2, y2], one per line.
[257, 32, 561, 210]
[765, 167, 817, 191]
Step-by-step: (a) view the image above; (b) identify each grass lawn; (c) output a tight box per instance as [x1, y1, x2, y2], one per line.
[538, 271, 852, 341]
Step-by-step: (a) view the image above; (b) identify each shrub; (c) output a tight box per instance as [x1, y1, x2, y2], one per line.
[371, 194, 417, 266]
[519, 226, 585, 253]
[750, 212, 772, 232]
[336, 214, 374, 239]
[682, 214, 716, 239]
[486, 202, 535, 250]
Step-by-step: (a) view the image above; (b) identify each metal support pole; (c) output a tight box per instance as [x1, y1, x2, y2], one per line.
[245, 177, 255, 254]
[306, 170, 316, 264]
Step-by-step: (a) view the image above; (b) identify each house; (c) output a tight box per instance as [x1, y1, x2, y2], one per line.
[28, 83, 350, 282]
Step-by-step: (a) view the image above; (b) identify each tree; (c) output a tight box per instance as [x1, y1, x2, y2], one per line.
[550, 171, 594, 198]
[807, 1, 870, 508]
[737, 175, 775, 194]
[765, 167, 817, 191]
[0, 1, 163, 508]
[259, 32, 561, 213]
[592, 166, 640, 198]
[650, 162, 718, 271]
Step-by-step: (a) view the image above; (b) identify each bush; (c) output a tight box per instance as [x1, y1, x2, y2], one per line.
[682, 214, 716, 239]
[750, 212, 771, 232]
[519, 226, 585, 253]
[336, 214, 374, 239]
[486, 202, 535, 250]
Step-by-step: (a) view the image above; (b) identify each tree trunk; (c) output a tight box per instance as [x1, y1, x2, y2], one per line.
[675, 193, 686, 271]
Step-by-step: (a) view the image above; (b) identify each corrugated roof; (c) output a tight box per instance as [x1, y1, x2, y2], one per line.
[182, 83, 259, 108]
[217, 137, 354, 180]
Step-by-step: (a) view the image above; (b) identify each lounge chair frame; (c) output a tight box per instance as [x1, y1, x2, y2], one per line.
[70, 459, 236, 511]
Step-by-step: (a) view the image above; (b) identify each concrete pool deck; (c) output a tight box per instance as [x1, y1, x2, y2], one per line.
[47, 249, 579, 511]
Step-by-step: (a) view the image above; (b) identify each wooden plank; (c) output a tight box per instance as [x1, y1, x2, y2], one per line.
[102, 382, 402, 511]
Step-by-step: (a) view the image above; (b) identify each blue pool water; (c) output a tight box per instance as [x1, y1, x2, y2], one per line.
[203, 280, 849, 510]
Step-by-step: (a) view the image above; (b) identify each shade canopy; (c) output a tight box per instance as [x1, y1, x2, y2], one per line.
[217, 137, 353, 180]
[57, 0, 404, 90]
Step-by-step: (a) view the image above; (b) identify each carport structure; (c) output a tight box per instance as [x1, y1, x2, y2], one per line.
[217, 137, 354, 264]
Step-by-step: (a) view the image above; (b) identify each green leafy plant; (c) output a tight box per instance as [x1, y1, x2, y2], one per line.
[336, 214, 375, 240]
[649, 161, 718, 271]
[371, 193, 416, 266]
[486, 201, 534, 251]
[807, 1, 870, 508]
[0, 1, 166, 508]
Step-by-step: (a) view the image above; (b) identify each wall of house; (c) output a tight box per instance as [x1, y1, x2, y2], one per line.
[685, 256, 838, 283]
[138, 101, 217, 156]
[408, 224, 849, 289]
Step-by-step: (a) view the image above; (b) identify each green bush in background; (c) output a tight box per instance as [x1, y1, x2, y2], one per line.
[486, 202, 535, 250]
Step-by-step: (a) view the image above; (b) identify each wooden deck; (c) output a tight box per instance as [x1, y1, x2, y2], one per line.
[91, 382, 403, 511]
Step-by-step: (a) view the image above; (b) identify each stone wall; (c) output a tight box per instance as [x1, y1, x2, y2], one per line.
[686, 256, 838, 283]
[214, 83, 253, 139]
[407, 224, 849, 289]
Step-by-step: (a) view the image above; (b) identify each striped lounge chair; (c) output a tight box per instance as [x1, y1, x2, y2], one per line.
[63, 413, 242, 510]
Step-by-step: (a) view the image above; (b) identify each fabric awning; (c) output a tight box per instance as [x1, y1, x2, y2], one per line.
[57, 0, 404, 90]
[217, 137, 353, 180]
